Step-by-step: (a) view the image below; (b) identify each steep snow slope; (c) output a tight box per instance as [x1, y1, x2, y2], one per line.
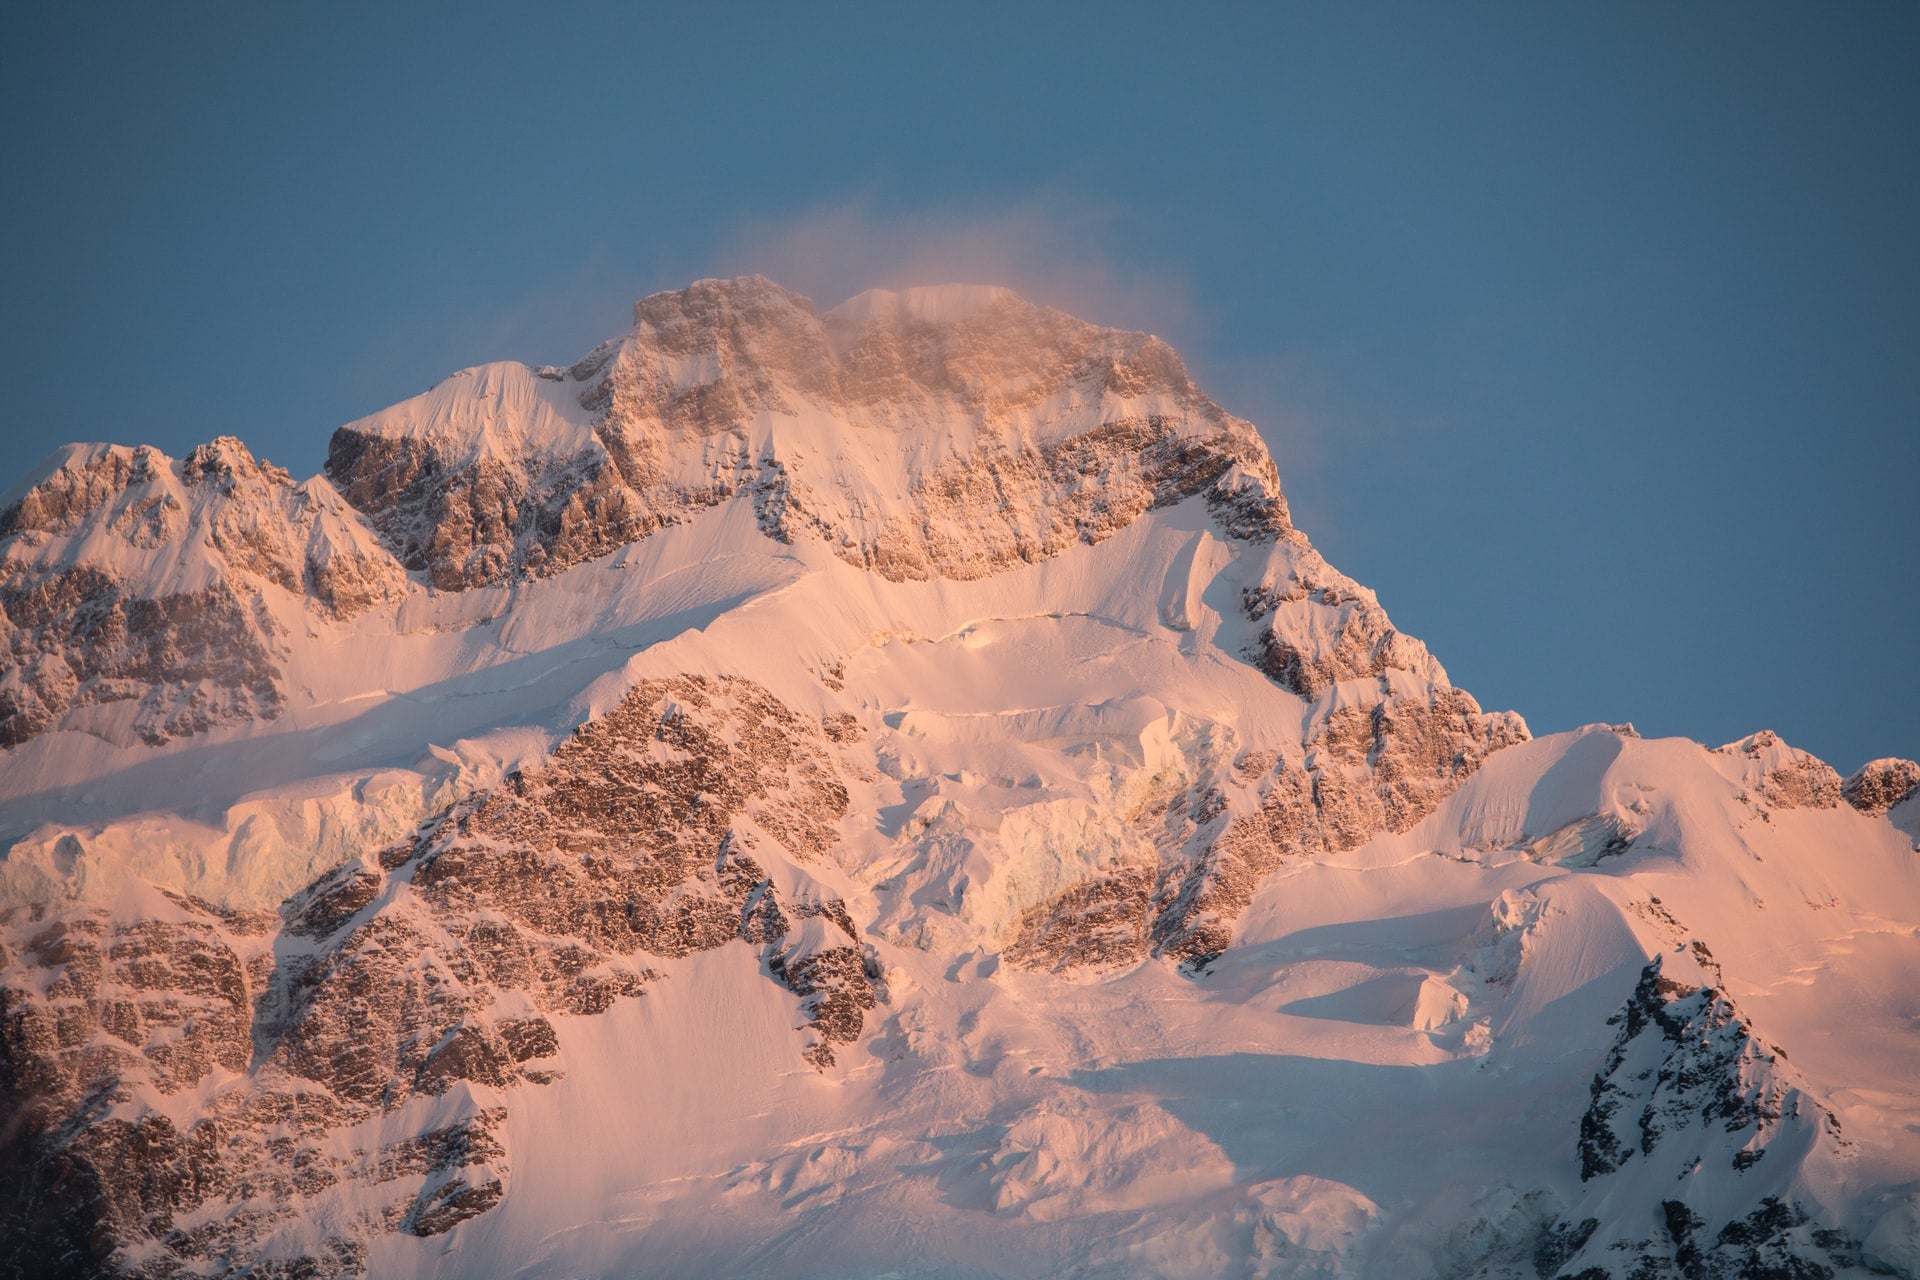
[356, 736, 1917, 1280]
[0, 279, 1914, 1280]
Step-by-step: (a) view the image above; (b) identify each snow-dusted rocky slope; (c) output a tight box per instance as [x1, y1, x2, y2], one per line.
[1, 279, 1915, 1280]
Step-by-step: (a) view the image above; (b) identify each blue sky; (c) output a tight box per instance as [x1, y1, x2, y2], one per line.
[2, 3, 1914, 770]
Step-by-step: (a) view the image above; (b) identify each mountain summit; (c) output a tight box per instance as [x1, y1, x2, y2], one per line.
[325, 275, 1285, 590]
[1, 280, 1915, 1279]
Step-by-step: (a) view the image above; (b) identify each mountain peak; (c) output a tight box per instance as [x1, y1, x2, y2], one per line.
[318, 276, 1279, 592]
[2, 277, 1908, 1280]
[630, 272, 814, 328]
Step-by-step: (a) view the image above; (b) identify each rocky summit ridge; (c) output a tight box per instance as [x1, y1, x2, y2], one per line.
[0, 279, 1916, 1280]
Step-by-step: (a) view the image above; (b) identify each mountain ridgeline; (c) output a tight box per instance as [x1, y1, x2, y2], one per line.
[0, 279, 1914, 1280]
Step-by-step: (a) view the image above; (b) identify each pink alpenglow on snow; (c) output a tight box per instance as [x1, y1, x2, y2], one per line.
[1, 279, 1914, 1280]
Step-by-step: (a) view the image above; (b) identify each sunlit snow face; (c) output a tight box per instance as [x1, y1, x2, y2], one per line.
[1, 275, 1912, 1280]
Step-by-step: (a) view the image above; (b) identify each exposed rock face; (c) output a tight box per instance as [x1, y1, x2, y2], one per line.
[1239, 543, 1447, 699]
[1720, 731, 1844, 811]
[1576, 951, 1818, 1183]
[1558, 949, 1854, 1280]
[0, 892, 356, 1280]
[0, 674, 873, 1277]
[10, 278, 1898, 1280]
[754, 414, 1281, 584]
[325, 278, 1289, 591]
[1005, 866, 1155, 972]
[387, 672, 868, 1061]
[0, 565, 284, 748]
[0, 445, 182, 543]
[1157, 687, 1526, 964]
[1843, 757, 1920, 816]
[324, 387, 656, 592]
[1007, 684, 1528, 971]
[1005, 530, 1525, 974]
[0, 439, 406, 749]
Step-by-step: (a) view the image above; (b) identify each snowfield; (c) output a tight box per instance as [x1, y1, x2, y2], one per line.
[1, 279, 1914, 1279]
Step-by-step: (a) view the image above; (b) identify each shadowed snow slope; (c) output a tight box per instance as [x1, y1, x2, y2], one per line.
[0, 278, 1914, 1280]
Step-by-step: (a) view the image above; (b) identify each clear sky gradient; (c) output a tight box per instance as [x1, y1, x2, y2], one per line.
[2, 3, 1914, 771]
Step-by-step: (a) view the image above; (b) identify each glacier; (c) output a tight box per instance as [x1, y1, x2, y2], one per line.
[0, 277, 1915, 1279]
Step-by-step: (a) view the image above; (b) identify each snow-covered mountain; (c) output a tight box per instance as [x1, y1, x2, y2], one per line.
[1, 278, 1914, 1280]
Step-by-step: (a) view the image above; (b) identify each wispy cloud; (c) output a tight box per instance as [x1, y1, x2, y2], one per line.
[711, 195, 1194, 338]
[710, 194, 1364, 541]
[371, 194, 1355, 544]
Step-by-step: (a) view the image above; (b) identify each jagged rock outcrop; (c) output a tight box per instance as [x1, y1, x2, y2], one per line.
[0, 564, 284, 748]
[1153, 687, 1527, 964]
[1576, 950, 1821, 1182]
[1238, 543, 1448, 699]
[4, 278, 1903, 1280]
[1555, 948, 1853, 1279]
[1843, 757, 1920, 817]
[0, 891, 392, 1280]
[0, 674, 875, 1277]
[1006, 532, 1526, 973]
[325, 278, 1289, 592]
[1720, 731, 1845, 812]
[0, 439, 405, 749]
[377, 672, 871, 1068]
[1005, 866, 1156, 972]
[323, 371, 659, 592]
[1008, 684, 1528, 971]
